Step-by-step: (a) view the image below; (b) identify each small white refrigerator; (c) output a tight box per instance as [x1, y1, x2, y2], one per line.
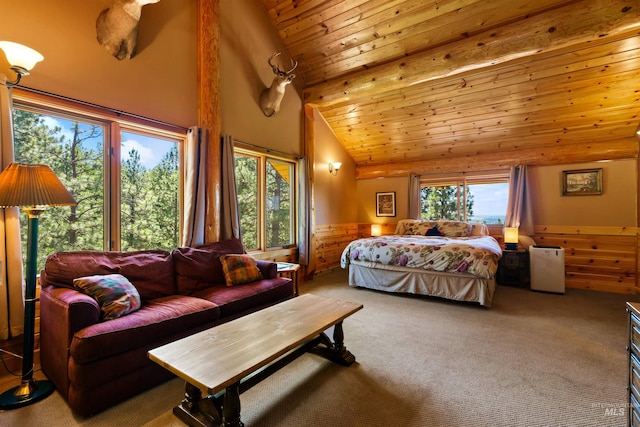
[529, 246, 565, 294]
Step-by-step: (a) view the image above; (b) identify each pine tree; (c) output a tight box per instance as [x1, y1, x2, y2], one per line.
[13, 110, 103, 268]
[421, 185, 474, 221]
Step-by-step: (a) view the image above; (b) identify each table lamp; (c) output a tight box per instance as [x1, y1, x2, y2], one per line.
[504, 227, 519, 251]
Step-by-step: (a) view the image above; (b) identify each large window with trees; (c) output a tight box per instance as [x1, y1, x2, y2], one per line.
[420, 172, 509, 225]
[12, 93, 184, 268]
[234, 146, 296, 252]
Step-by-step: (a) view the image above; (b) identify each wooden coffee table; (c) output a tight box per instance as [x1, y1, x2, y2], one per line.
[148, 294, 363, 427]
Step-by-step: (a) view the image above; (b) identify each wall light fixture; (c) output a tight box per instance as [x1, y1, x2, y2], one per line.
[0, 41, 44, 87]
[328, 162, 342, 176]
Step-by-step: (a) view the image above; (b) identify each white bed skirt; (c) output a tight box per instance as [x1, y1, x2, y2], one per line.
[348, 261, 496, 307]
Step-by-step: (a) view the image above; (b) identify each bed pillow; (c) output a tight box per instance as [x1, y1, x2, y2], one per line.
[470, 223, 489, 236]
[73, 274, 141, 320]
[220, 254, 263, 286]
[437, 221, 473, 237]
[404, 221, 438, 235]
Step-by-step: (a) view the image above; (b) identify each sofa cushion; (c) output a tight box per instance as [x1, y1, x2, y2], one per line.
[220, 254, 263, 286]
[70, 295, 220, 364]
[173, 238, 246, 294]
[73, 274, 141, 320]
[192, 277, 293, 319]
[43, 250, 176, 300]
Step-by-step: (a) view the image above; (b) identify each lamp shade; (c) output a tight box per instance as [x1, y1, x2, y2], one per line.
[504, 227, 519, 243]
[0, 41, 43, 73]
[371, 224, 382, 237]
[0, 163, 76, 208]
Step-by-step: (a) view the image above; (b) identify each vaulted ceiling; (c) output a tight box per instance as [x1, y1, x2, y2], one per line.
[260, 0, 640, 178]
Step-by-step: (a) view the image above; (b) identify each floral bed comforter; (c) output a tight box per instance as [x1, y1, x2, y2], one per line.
[340, 235, 502, 279]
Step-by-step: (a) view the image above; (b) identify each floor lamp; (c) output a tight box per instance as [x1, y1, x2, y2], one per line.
[0, 163, 77, 409]
[0, 41, 76, 409]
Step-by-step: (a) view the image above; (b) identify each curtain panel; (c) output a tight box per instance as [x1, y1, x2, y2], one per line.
[181, 126, 207, 247]
[505, 165, 534, 236]
[297, 157, 310, 266]
[408, 173, 421, 220]
[220, 135, 241, 241]
[0, 79, 25, 339]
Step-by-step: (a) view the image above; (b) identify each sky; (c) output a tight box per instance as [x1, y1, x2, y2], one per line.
[121, 131, 174, 169]
[41, 115, 175, 170]
[469, 183, 509, 216]
[40, 113, 507, 214]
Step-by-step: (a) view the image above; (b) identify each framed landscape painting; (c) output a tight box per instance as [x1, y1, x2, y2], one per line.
[376, 192, 396, 217]
[562, 168, 603, 196]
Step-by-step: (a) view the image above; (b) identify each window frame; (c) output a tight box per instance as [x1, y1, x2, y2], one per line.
[12, 88, 186, 251]
[233, 143, 298, 253]
[419, 170, 510, 222]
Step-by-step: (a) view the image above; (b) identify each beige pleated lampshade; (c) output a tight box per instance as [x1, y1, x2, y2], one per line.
[0, 163, 77, 208]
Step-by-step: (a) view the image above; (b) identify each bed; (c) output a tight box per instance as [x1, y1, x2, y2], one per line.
[340, 220, 503, 307]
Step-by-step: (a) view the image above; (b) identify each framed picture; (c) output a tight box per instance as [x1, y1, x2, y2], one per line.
[376, 192, 396, 217]
[562, 168, 603, 196]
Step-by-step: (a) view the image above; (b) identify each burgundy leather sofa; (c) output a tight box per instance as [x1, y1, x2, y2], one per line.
[39, 238, 294, 417]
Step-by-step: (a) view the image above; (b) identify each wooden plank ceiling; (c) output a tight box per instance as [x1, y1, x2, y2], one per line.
[260, 0, 640, 178]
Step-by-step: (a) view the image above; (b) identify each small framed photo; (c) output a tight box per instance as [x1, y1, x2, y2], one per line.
[562, 168, 603, 196]
[376, 192, 396, 217]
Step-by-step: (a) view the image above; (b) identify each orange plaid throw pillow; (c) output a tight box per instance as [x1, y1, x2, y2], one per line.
[220, 254, 263, 286]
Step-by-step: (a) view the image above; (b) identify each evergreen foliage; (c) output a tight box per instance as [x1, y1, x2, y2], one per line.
[421, 185, 474, 221]
[13, 109, 179, 270]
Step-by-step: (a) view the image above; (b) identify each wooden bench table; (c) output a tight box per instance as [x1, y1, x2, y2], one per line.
[148, 293, 363, 427]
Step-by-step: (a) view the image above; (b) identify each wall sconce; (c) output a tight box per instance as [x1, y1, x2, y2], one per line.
[504, 227, 519, 251]
[371, 224, 382, 237]
[328, 161, 342, 176]
[0, 41, 44, 87]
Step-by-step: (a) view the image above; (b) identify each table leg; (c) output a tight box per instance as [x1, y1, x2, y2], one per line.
[222, 383, 243, 427]
[173, 381, 244, 427]
[310, 321, 357, 366]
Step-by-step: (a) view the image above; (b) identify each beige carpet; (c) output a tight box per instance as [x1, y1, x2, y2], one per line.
[1, 269, 636, 426]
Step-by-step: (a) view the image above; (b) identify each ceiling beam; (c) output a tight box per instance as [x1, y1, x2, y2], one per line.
[356, 139, 639, 179]
[304, 0, 640, 107]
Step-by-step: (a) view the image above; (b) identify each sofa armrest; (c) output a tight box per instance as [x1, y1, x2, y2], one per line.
[40, 285, 101, 399]
[256, 260, 277, 279]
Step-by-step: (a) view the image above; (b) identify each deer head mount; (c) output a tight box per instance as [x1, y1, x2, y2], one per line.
[259, 52, 298, 117]
[96, 0, 160, 60]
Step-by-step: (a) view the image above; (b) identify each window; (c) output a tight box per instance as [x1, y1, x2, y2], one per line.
[12, 92, 185, 268]
[234, 145, 296, 252]
[420, 171, 509, 225]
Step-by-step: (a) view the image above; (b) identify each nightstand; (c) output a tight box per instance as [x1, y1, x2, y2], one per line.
[276, 262, 300, 295]
[497, 250, 530, 288]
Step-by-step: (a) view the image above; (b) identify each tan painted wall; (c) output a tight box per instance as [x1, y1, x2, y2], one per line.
[357, 177, 409, 225]
[1, 0, 197, 128]
[355, 159, 637, 228]
[220, 0, 302, 155]
[6, 2, 632, 234]
[0, 0, 303, 154]
[314, 109, 357, 225]
[528, 160, 636, 226]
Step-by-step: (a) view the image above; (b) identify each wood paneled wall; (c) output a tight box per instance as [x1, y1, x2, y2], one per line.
[314, 222, 640, 295]
[534, 225, 637, 294]
[315, 224, 359, 273]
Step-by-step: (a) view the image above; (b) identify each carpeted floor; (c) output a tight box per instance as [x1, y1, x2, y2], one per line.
[1, 268, 637, 426]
